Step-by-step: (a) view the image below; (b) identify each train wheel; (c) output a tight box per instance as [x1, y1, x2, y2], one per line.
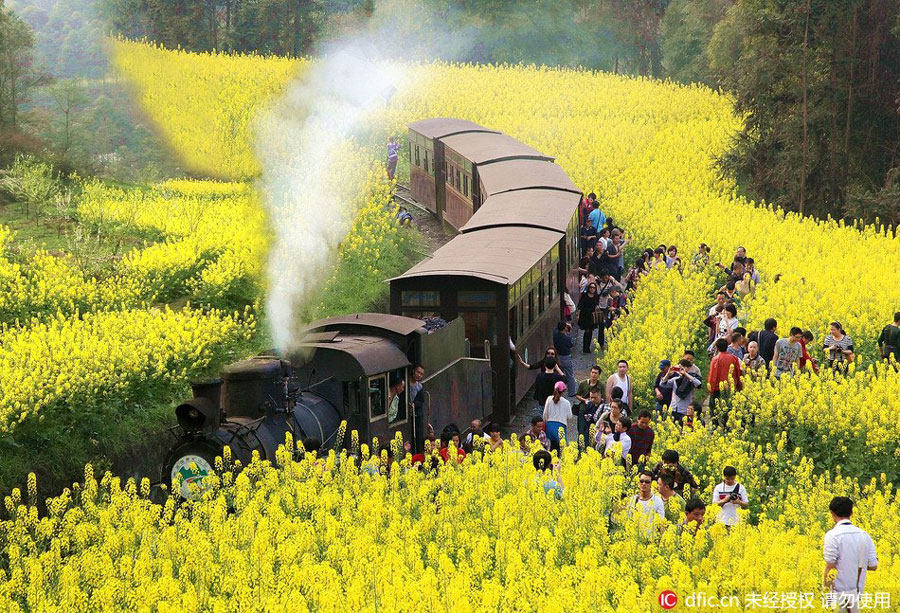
[163, 439, 222, 501]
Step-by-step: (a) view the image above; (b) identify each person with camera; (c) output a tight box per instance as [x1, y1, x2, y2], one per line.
[651, 449, 699, 499]
[712, 466, 748, 526]
[658, 359, 702, 425]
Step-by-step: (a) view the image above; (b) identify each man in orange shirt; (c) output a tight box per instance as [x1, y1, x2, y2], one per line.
[708, 338, 742, 428]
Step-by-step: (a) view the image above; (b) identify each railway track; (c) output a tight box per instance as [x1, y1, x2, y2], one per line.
[392, 184, 454, 255]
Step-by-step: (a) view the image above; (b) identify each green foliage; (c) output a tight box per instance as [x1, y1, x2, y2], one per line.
[0, 154, 60, 218]
[0, 2, 49, 128]
[660, 0, 730, 86]
[7, 0, 108, 79]
[708, 0, 900, 222]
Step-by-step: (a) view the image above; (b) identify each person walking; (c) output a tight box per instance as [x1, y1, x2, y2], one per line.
[605, 360, 634, 411]
[575, 365, 603, 442]
[823, 496, 878, 613]
[877, 312, 900, 362]
[595, 273, 624, 351]
[658, 474, 686, 523]
[773, 327, 805, 378]
[748, 318, 779, 369]
[533, 356, 566, 414]
[543, 381, 572, 452]
[711, 466, 748, 526]
[653, 359, 674, 415]
[577, 283, 602, 354]
[627, 410, 655, 468]
[386, 137, 401, 181]
[628, 470, 665, 535]
[707, 338, 743, 427]
[553, 321, 576, 395]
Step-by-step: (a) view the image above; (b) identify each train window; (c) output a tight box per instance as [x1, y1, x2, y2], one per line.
[368, 375, 387, 421]
[527, 290, 535, 326]
[538, 280, 545, 314]
[508, 307, 518, 342]
[401, 290, 440, 308]
[414, 145, 420, 167]
[423, 149, 429, 174]
[463, 174, 468, 197]
[458, 291, 496, 308]
[387, 369, 407, 424]
[548, 267, 555, 302]
[551, 243, 559, 263]
[520, 296, 528, 337]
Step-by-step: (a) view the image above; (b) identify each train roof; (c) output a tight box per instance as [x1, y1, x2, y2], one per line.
[391, 226, 561, 285]
[304, 313, 426, 337]
[440, 132, 553, 165]
[460, 189, 580, 234]
[408, 118, 499, 140]
[291, 334, 411, 377]
[477, 159, 580, 197]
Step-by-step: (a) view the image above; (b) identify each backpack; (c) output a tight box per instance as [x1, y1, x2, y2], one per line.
[674, 375, 695, 400]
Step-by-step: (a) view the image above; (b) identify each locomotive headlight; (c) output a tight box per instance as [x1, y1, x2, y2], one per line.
[175, 397, 219, 432]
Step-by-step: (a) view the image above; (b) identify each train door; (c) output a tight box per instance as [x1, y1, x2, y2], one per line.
[457, 290, 498, 359]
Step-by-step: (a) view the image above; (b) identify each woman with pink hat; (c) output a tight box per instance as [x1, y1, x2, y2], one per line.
[542, 381, 572, 453]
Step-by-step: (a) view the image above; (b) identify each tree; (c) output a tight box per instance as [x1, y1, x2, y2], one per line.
[48, 78, 87, 157]
[0, 0, 49, 129]
[709, 0, 900, 222]
[660, 0, 731, 85]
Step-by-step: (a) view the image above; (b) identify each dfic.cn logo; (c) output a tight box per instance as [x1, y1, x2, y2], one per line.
[659, 590, 678, 609]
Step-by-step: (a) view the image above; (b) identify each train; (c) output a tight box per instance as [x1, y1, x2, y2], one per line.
[163, 118, 580, 497]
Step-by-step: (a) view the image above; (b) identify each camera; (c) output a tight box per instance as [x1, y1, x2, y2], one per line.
[728, 491, 741, 502]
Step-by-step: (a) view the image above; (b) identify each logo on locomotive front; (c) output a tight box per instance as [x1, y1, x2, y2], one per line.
[171, 455, 214, 500]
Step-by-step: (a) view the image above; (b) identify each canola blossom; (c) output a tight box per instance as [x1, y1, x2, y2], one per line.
[1, 40, 897, 611]
[0, 308, 255, 433]
[0, 437, 897, 612]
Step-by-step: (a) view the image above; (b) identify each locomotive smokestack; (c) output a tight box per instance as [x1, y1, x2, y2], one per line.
[191, 379, 223, 407]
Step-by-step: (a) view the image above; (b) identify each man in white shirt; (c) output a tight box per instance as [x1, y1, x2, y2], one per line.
[823, 496, 878, 613]
[630, 470, 665, 533]
[712, 466, 749, 526]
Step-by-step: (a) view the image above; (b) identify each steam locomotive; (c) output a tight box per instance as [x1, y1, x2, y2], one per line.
[164, 117, 581, 497]
[164, 314, 492, 498]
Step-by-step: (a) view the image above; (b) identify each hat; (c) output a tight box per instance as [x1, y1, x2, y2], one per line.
[658, 359, 671, 370]
[554, 381, 567, 393]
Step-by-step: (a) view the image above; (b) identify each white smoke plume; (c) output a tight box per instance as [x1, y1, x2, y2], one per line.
[256, 41, 403, 352]
[256, 0, 486, 351]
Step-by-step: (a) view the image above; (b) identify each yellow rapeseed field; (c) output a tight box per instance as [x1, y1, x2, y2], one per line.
[1, 40, 897, 611]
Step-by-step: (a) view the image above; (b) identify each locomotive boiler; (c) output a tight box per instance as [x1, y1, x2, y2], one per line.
[163, 314, 492, 498]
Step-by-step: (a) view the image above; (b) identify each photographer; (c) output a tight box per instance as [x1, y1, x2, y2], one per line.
[659, 359, 701, 425]
[712, 466, 748, 526]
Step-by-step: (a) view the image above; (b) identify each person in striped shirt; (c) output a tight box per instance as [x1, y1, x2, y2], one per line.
[823, 322, 855, 371]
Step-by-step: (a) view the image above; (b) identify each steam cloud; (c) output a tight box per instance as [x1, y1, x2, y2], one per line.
[256, 0, 483, 351]
[256, 42, 403, 352]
